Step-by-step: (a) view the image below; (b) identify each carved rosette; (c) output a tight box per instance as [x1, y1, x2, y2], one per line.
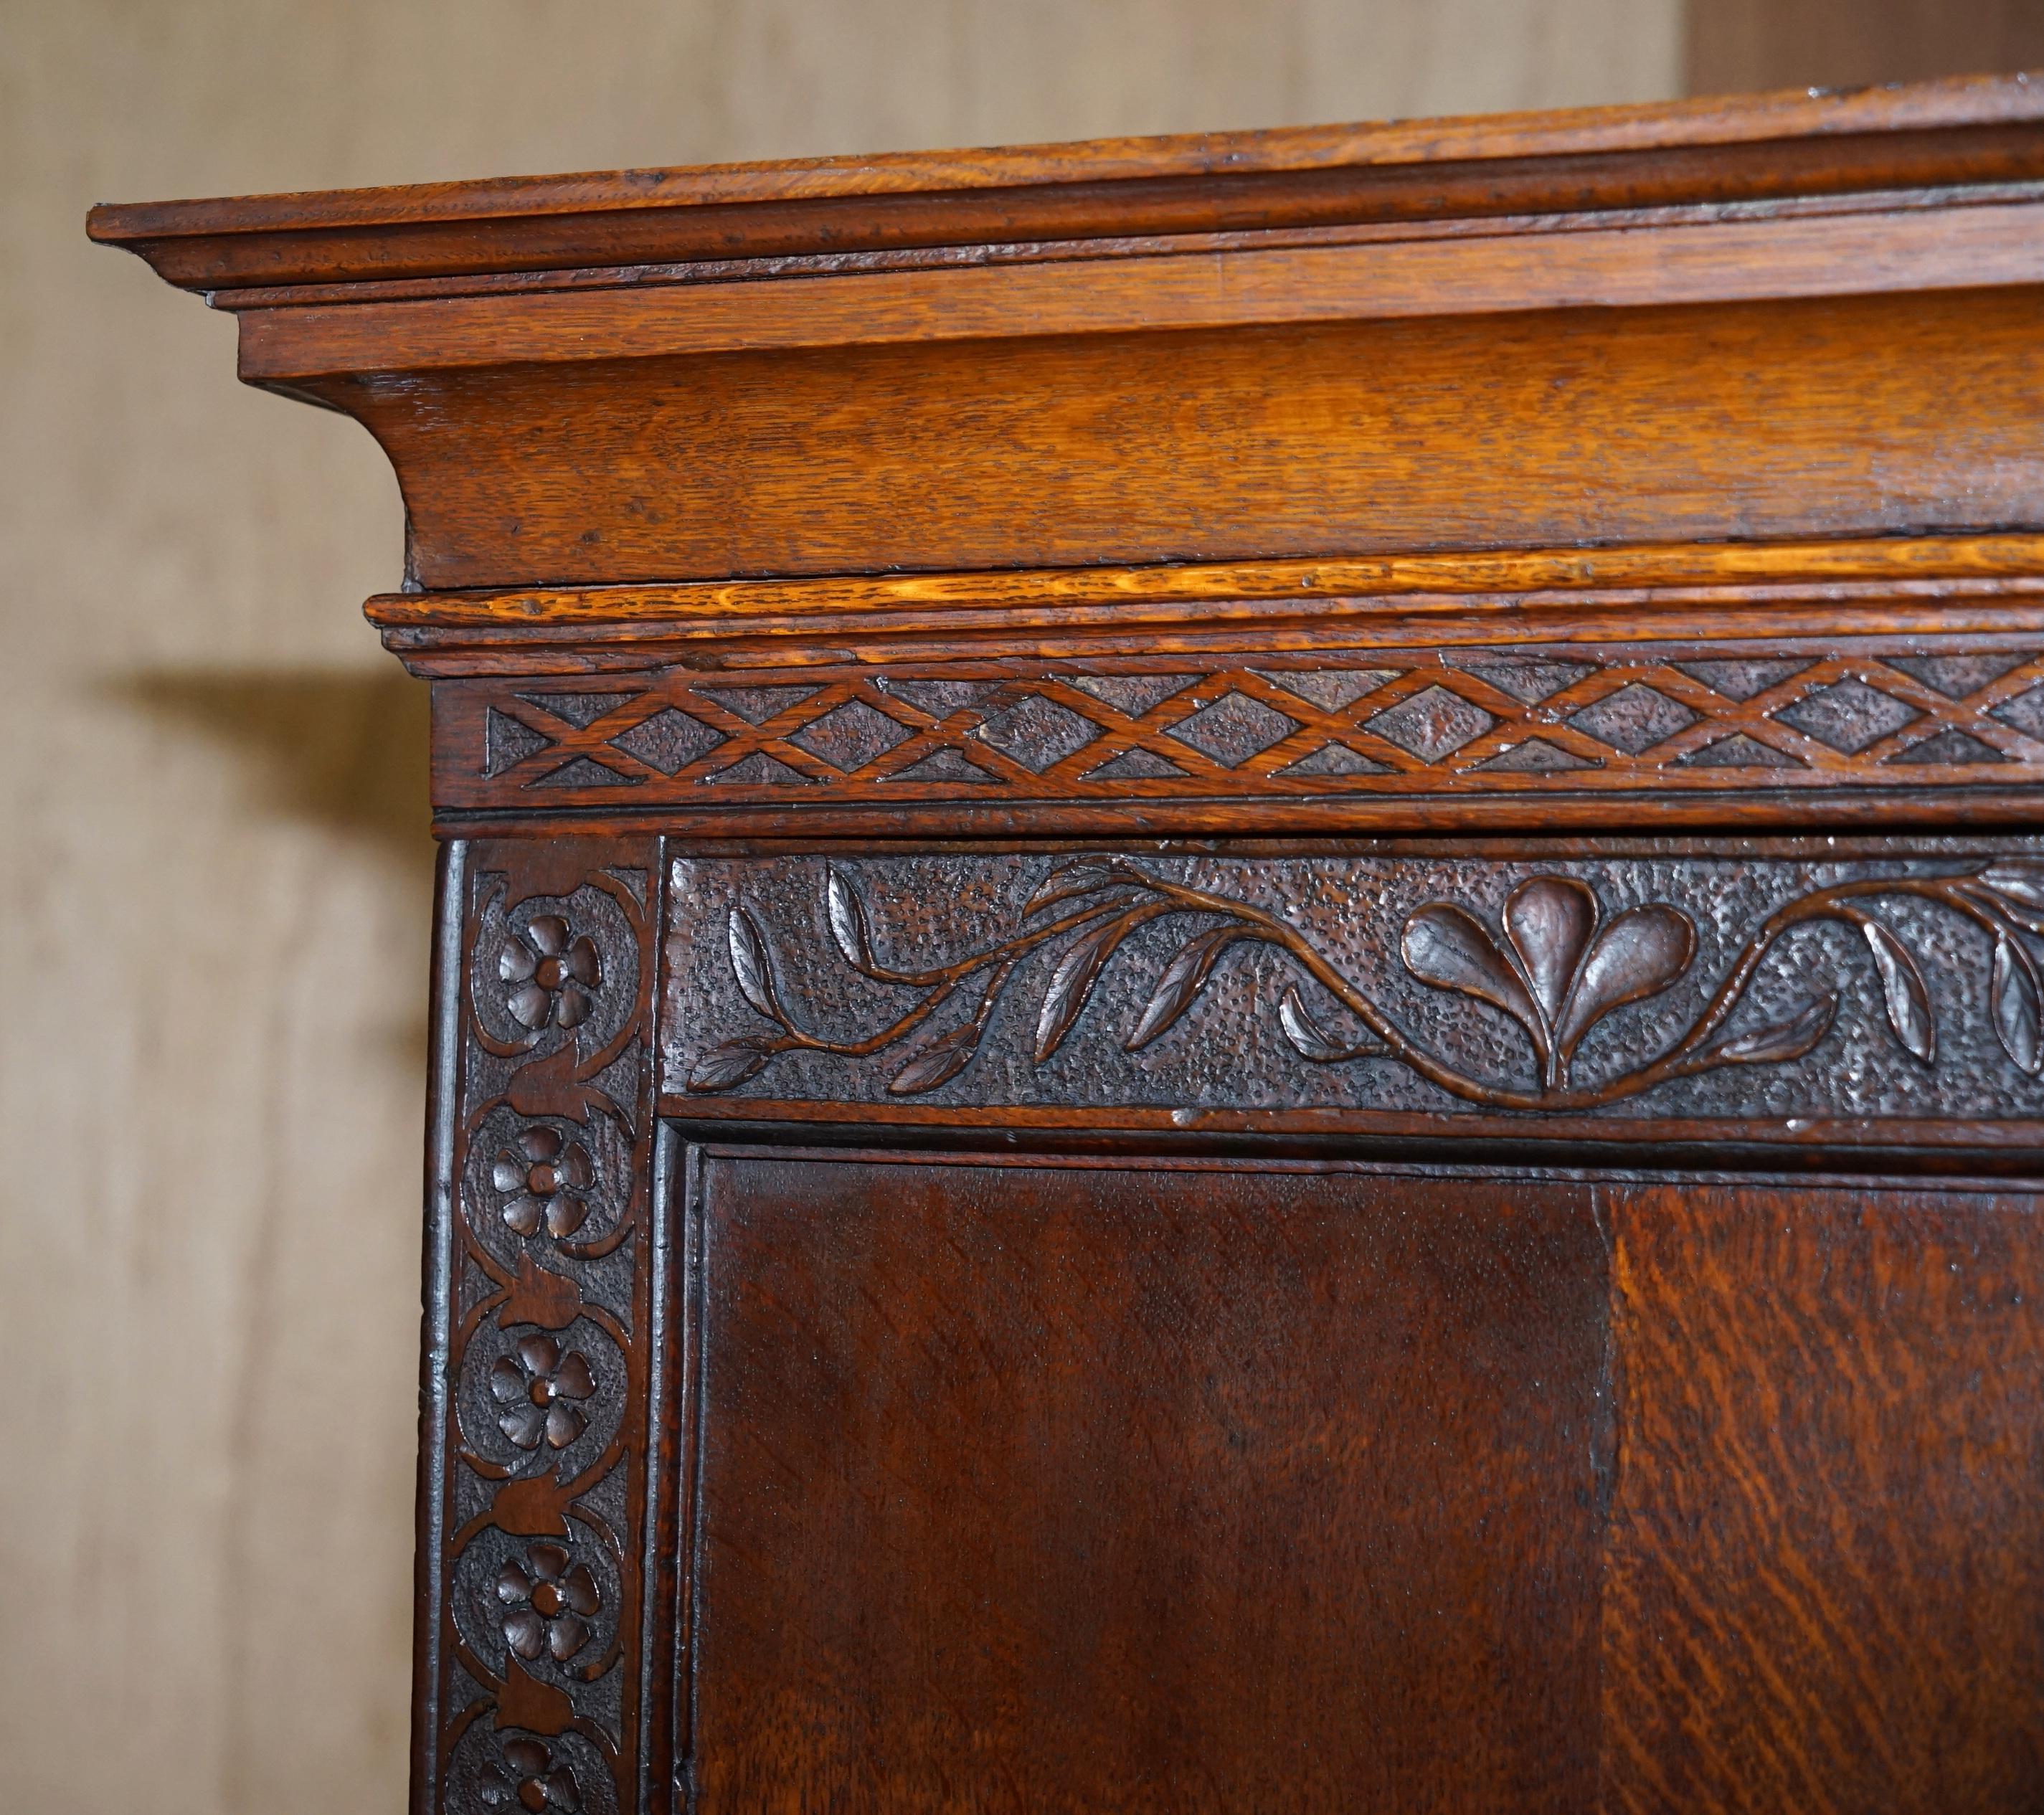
[432, 842, 660, 1815]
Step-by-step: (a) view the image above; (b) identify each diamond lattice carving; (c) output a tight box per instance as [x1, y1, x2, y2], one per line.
[1774, 679, 1920, 753]
[1165, 693, 1301, 767]
[972, 696, 1102, 772]
[789, 700, 914, 772]
[1365, 686, 1497, 762]
[1568, 684, 1698, 754]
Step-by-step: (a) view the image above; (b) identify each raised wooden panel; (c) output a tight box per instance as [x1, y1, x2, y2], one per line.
[1604, 1183, 2044, 1811]
[686, 1152, 1608, 1814]
[666, 1153, 2044, 1811]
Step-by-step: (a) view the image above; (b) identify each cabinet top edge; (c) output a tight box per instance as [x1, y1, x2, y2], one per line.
[86, 72, 2044, 295]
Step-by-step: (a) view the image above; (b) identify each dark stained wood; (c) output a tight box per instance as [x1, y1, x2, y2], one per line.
[689, 1152, 1609, 1814]
[95, 75, 2044, 1815]
[1605, 1180, 2044, 1811]
[654, 843, 2044, 1157]
[676, 1154, 2044, 1811]
[425, 836, 672, 1815]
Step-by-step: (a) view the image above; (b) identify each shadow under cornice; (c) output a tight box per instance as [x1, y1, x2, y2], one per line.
[103, 665, 434, 869]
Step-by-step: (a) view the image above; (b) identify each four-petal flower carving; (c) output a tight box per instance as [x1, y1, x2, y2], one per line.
[1401, 876, 1695, 1091]
[479, 1738, 579, 1812]
[500, 915, 602, 1031]
[498, 1541, 601, 1663]
[492, 1127, 595, 1239]
[490, 1335, 597, 1451]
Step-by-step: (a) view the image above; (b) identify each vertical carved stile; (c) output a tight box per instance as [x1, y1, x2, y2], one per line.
[426, 837, 666, 1815]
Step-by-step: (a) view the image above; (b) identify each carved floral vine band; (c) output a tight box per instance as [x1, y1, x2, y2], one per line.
[676, 855, 2044, 1116]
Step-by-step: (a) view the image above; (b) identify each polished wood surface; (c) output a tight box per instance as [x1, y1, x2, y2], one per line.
[685, 1154, 2043, 1812]
[98, 74, 2044, 1813]
[242, 290, 2044, 588]
[85, 73, 2044, 290]
[1604, 1180, 2044, 1810]
[692, 1154, 1609, 1812]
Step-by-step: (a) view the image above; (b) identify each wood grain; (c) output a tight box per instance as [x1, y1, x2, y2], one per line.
[235, 199, 2044, 377]
[688, 1152, 1608, 1814]
[87, 73, 2044, 290]
[292, 288, 2044, 589]
[367, 530, 2044, 647]
[1604, 1181, 2044, 1811]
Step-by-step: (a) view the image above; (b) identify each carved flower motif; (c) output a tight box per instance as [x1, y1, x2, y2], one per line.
[1401, 875, 1694, 1091]
[498, 1542, 600, 1663]
[479, 1738, 579, 1812]
[492, 1127, 595, 1238]
[490, 1335, 597, 1451]
[500, 915, 601, 1030]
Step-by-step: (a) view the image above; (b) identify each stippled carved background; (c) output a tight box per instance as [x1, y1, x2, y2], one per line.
[662, 843, 2044, 1133]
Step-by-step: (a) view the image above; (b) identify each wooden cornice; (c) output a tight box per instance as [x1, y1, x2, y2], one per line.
[90, 76, 2044, 596]
[88, 73, 2044, 295]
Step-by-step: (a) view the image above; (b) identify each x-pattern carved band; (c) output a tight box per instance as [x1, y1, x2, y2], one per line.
[437, 636, 2044, 811]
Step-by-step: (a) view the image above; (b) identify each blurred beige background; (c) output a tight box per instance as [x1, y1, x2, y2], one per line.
[6, 3, 2041, 1811]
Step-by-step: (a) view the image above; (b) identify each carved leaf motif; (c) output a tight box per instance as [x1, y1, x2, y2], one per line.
[1556, 905, 1695, 1058]
[1035, 906, 1160, 1061]
[1277, 986, 1377, 1063]
[1708, 995, 1837, 1064]
[1992, 934, 2043, 1074]
[487, 1471, 577, 1538]
[1401, 904, 1541, 1040]
[889, 1018, 984, 1095]
[681, 857, 2036, 1124]
[501, 1254, 586, 1332]
[1977, 862, 2044, 934]
[1127, 927, 1258, 1051]
[1025, 862, 1119, 915]
[826, 870, 876, 972]
[686, 1034, 775, 1092]
[1980, 860, 2044, 910]
[1503, 876, 1597, 1027]
[1861, 917, 1936, 1063]
[727, 907, 777, 1018]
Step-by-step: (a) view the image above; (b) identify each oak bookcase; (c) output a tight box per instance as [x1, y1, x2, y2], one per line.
[96, 73, 2044, 1811]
